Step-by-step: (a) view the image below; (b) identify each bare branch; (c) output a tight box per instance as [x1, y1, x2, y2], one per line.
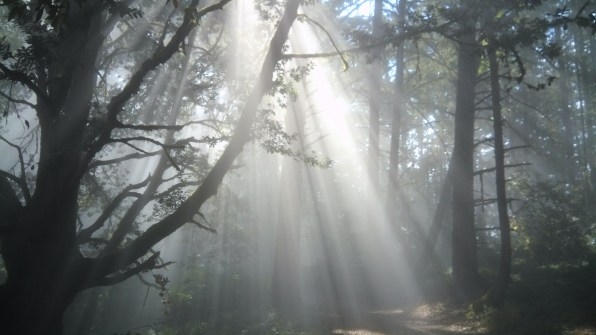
[154, 180, 200, 200]
[0, 136, 32, 202]
[91, 253, 161, 287]
[0, 90, 36, 108]
[474, 163, 532, 176]
[89, 150, 163, 169]
[115, 119, 208, 131]
[297, 14, 349, 71]
[79, 0, 232, 185]
[504, 145, 531, 152]
[108, 136, 184, 149]
[282, 48, 359, 60]
[77, 176, 151, 243]
[476, 226, 518, 232]
[191, 212, 216, 233]
[136, 274, 161, 290]
[106, 136, 212, 171]
[88, 0, 232, 162]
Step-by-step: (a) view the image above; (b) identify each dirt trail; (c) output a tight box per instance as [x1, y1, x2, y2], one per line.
[320, 304, 485, 335]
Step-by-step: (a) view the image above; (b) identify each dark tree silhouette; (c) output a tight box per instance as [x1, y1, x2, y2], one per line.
[0, 0, 302, 333]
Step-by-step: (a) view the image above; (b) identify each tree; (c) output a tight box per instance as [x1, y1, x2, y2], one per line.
[368, 0, 384, 189]
[387, 0, 408, 250]
[0, 0, 302, 333]
[486, 36, 511, 307]
[449, 2, 483, 300]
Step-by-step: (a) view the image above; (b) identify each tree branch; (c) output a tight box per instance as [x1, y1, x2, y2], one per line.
[0, 90, 36, 108]
[0, 63, 49, 104]
[297, 14, 349, 71]
[107, 136, 191, 170]
[88, 0, 302, 282]
[76, 176, 151, 243]
[474, 163, 532, 176]
[115, 120, 206, 131]
[91, 253, 161, 287]
[84, 0, 232, 168]
[0, 173, 24, 235]
[0, 136, 31, 202]
[88, 151, 163, 170]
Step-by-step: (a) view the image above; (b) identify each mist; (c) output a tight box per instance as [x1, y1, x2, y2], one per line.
[1, 1, 596, 334]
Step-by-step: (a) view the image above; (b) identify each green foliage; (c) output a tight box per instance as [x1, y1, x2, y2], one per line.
[511, 175, 596, 264]
[476, 261, 596, 335]
[254, 110, 332, 168]
[253, 60, 333, 169]
[106, 0, 145, 20]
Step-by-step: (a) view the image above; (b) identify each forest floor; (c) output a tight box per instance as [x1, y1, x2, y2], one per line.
[319, 303, 485, 335]
[311, 262, 596, 335]
[309, 302, 596, 335]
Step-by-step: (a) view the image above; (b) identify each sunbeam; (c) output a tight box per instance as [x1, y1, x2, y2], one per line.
[2, 0, 596, 334]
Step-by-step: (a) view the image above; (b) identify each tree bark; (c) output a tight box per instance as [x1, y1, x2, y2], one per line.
[368, 0, 384, 189]
[387, 0, 407, 245]
[421, 154, 453, 266]
[487, 40, 511, 307]
[555, 26, 577, 181]
[0, 0, 300, 333]
[0, 6, 104, 333]
[451, 25, 483, 301]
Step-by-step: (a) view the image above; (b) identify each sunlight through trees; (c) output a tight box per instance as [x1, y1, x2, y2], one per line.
[1, 0, 595, 334]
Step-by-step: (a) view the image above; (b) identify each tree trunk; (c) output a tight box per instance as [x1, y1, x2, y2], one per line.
[0, 1, 301, 333]
[421, 154, 453, 266]
[589, 33, 596, 199]
[0, 120, 88, 334]
[555, 26, 577, 181]
[487, 40, 511, 307]
[387, 0, 407, 245]
[368, 0, 383, 189]
[451, 26, 483, 301]
[0, 272, 80, 335]
[102, 31, 197, 254]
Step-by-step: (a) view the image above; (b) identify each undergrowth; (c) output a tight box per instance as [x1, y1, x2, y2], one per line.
[472, 260, 596, 335]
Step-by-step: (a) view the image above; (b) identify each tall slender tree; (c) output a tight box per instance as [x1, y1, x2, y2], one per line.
[368, 0, 384, 189]
[387, 0, 407, 244]
[450, 2, 483, 300]
[486, 37, 511, 307]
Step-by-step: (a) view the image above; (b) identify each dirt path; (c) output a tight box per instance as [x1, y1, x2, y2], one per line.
[319, 304, 485, 335]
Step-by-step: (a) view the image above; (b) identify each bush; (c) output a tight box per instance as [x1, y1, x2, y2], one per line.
[511, 176, 595, 264]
